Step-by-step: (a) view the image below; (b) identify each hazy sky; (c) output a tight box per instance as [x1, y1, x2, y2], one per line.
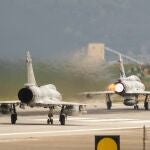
[0, 0, 150, 61]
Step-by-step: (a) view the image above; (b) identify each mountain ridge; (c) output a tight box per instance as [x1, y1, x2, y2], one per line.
[0, 0, 150, 62]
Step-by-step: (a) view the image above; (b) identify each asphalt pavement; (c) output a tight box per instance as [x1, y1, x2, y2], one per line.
[0, 102, 150, 150]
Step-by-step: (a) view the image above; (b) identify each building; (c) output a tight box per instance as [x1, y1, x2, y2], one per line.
[86, 43, 105, 63]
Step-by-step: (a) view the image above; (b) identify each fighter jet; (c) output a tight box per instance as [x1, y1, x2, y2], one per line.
[81, 54, 150, 110]
[0, 51, 85, 125]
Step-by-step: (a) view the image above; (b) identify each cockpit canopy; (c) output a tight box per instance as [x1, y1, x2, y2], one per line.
[125, 75, 141, 82]
[47, 84, 57, 90]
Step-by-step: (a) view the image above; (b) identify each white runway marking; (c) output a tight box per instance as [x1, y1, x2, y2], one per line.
[0, 138, 39, 142]
[129, 120, 150, 123]
[78, 118, 138, 122]
[34, 118, 138, 122]
[33, 117, 96, 121]
[0, 126, 148, 137]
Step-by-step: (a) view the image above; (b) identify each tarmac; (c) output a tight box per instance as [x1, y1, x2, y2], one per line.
[0, 102, 150, 150]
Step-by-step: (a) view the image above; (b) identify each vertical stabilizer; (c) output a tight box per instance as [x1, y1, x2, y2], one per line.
[118, 54, 126, 78]
[25, 51, 36, 86]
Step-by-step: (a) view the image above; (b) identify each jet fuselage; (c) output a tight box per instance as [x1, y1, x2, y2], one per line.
[18, 84, 62, 105]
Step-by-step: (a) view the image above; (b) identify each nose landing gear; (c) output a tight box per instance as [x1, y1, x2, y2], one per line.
[47, 106, 67, 125]
[134, 105, 139, 110]
[59, 106, 66, 125]
[106, 94, 112, 110]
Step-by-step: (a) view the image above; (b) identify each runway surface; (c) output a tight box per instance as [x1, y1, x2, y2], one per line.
[0, 103, 150, 150]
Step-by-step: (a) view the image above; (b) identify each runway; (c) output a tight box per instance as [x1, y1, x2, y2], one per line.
[0, 103, 150, 150]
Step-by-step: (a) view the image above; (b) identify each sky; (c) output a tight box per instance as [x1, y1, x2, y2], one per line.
[0, 0, 150, 61]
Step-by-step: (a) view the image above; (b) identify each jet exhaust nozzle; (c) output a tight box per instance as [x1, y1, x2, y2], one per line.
[18, 88, 33, 104]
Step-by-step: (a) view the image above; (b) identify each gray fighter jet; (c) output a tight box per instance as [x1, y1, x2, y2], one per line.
[0, 51, 85, 125]
[81, 54, 150, 110]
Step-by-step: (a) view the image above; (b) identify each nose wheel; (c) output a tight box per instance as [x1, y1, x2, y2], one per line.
[59, 106, 66, 125]
[47, 106, 67, 125]
[134, 105, 139, 110]
[59, 114, 65, 125]
[47, 118, 53, 125]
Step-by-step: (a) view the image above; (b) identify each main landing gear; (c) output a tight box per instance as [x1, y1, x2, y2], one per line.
[144, 95, 149, 110]
[134, 96, 139, 110]
[11, 104, 17, 124]
[106, 94, 112, 110]
[134, 105, 139, 110]
[133, 95, 150, 110]
[47, 106, 54, 125]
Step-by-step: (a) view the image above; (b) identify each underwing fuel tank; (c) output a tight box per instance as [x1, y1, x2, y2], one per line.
[123, 99, 136, 106]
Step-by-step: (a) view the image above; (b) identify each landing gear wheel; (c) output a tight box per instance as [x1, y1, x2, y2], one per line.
[107, 101, 112, 110]
[11, 113, 17, 124]
[144, 102, 149, 110]
[47, 119, 50, 124]
[47, 118, 53, 125]
[60, 114, 65, 125]
[134, 105, 139, 110]
[50, 118, 53, 124]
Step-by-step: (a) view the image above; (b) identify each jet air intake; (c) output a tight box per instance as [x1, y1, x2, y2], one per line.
[18, 88, 33, 104]
[115, 83, 124, 93]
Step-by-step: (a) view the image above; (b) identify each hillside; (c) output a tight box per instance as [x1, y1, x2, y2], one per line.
[0, 60, 150, 100]
[0, 60, 114, 100]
